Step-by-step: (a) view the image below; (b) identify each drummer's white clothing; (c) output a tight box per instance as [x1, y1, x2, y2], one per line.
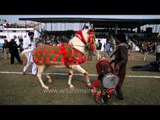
[23, 37, 37, 75]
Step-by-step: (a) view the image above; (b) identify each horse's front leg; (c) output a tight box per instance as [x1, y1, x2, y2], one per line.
[69, 64, 92, 88]
[44, 65, 52, 83]
[68, 69, 74, 89]
[37, 65, 49, 90]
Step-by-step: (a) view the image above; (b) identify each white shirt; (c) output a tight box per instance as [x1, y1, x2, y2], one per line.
[23, 37, 36, 50]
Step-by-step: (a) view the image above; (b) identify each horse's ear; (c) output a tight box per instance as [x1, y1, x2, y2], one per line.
[88, 24, 94, 30]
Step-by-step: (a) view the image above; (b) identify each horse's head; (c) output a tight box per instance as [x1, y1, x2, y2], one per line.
[75, 24, 96, 52]
[86, 24, 96, 51]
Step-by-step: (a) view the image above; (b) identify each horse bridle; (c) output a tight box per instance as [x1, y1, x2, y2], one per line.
[74, 30, 95, 50]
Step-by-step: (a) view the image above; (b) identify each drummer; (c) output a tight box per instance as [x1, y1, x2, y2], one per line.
[91, 58, 117, 104]
[110, 33, 128, 100]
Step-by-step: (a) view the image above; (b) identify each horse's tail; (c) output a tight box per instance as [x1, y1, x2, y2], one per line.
[20, 49, 33, 66]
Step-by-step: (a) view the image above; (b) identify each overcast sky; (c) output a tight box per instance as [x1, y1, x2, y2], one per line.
[1, 15, 160, 24]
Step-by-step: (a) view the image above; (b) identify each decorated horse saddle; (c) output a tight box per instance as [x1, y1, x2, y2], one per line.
[33, 43, 87, 67]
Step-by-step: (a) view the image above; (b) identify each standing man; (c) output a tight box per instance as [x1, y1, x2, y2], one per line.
[104, 40, 111, 57]
[156, 42, 160, 61]
[8, 39, 22, 64]
[155, 38, 160, 61]
[22, 32, 37, 75]
[96, 39, 102, 60]
[110, 33, 128, 100]
[2, 39, 9, 59]
[156, 33, 160, 61]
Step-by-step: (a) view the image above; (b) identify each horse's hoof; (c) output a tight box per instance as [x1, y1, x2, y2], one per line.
[43, 86, 49, 90]
[69, 85, 75, 89]
[48, 80, 52, 83]
[87, 84, 92, 88]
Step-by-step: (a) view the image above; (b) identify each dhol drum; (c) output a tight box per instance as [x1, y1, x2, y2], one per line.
[95, 73, 119, 104]
[102, 73, 119, 89]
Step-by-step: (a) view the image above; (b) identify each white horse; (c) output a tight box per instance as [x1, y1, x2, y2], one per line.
[21, 24, 96, 90]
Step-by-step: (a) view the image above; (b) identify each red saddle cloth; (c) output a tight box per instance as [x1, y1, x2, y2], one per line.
[33, 44, 87, 67]
[96, 59, 113, 75]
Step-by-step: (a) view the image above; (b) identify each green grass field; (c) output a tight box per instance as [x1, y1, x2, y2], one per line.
[0, 51, 160, 105]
